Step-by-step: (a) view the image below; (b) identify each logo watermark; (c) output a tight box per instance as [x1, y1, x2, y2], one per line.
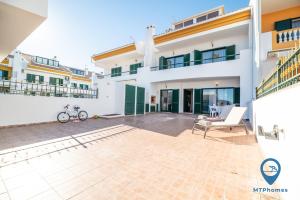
[252, 158, 288, 193]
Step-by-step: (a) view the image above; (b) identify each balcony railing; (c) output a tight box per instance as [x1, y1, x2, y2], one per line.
[273, 27, 300, 50]
[0, 81, 98, 99]
[256, 47, 300, 99]
[150, 54, 240, 71]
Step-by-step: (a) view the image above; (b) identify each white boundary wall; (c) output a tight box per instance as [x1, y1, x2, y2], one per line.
[253, 84, 300, 199]
[0, 94, 102, 126]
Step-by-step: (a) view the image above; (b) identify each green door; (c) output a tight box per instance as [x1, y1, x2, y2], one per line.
[171, 89, 179, 113]
[125, 85, 136, 115]
[136, 87, 145, 114]
[194, 89, 203, 114]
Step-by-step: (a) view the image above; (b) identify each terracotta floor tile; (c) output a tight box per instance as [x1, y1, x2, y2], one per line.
[0, 113, 273, 200]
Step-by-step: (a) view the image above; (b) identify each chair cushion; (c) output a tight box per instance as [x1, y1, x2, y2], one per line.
[197, 120, 212, 126]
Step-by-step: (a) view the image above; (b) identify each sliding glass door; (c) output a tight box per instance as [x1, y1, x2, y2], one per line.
[160, 89, 179, 113]
[161, 90, 173, 112]
[202, 89, 217, 114]
[201, 88, 236, 114]
[217, 88, 234, 106]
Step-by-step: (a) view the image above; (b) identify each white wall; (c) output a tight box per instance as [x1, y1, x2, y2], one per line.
[253, 84, 300, 200]
[0, 94, 101, 127]
[155, 34, 249, 66]
[151, 78, 239, 113]
[137, 49, 252, 117]
[0, 0, 48, 17]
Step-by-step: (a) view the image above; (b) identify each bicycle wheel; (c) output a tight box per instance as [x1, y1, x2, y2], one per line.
[78, 110, 88, 121]
[57, 112, 70, 123]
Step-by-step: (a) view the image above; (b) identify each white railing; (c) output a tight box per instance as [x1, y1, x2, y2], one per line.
[276, 27, 300, 44]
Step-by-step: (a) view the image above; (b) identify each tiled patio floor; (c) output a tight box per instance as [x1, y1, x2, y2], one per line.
[0, 113, 280, 200]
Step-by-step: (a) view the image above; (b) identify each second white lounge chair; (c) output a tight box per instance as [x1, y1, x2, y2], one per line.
[192, 107, 248, 138]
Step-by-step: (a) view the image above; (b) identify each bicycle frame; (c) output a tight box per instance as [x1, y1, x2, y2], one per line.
[64, 105, 79, 118]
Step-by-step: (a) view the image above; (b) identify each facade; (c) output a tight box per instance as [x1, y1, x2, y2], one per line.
[1, 51, 98, 90]
[253, 0, 300, 84]
[92, 6, 253, 117]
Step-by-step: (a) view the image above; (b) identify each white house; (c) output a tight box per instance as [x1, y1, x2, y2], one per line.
[92, 6, 254, 118]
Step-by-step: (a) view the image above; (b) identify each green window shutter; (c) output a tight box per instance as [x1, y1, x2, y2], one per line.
[125, 84, 136, 115]
[233, 87, 240, 106]
[171, 89, 179, 113]
[194, 89, 203, 114]
[26, 74, 35, 83]
[118, 67, 122, 76]
[183, 53, 190, 66]
[159, 56, 167, 70]
[79, 84, 83, 89]
[226, 45, 236, 60]
[130, 64, 136, 74]
[2, 70, 8, 80]
[59, 79, 63, 85]
[85, 85, 89, 90]
[39, 76, 44, 83]
[26, 74, 30, 82]
[145, 104, 149, 112]
[111, 68, 115, 77]
[194, 50, 202, 65]
[136, 87, 145, 114]
[49, 77, 55, 85]
[275, 19, 292, 31]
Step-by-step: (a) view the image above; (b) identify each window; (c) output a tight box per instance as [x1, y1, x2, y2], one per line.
[48, 59, 54, 66]
[175, 23, 183, 30]
[202, 48, 226, 63]
[71, 83, 77, 88]
[42, 58, 48, 65]
[71, 69, 85, 76]
[166, 56, 184, 68]
[201, 88, 237, 114]
[111, 67, 122, 77]
[207, 11, 219, 19]
[183, 19, 193, 27]
[26, 74, 44, 83]
[79, 84, 89, 90]
[53, 61, 59, 67]
[292, 18, 300, 28]
[26, 74, 35, 83]
[36, 57, 42, 63]
[196, 15, 207, 23]
[0, 70, 9, 80]
[33, 56, 59, 67]
[49, 77, 63, 86]
[130, 63, 142, 74]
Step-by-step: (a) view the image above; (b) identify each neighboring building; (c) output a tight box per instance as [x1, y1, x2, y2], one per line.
[92, 6, 253, 117]
[252, 0, 300, 84]
[0, 56, 13, 81]
[2, 51, 98, 90]
[0, 0, 48, 61]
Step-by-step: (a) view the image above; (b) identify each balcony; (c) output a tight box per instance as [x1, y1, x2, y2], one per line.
[150, 53, 240, 71]
[256, 47, 300, 98]
[143, 50, 252, 84]
[272, 27, 300, 51]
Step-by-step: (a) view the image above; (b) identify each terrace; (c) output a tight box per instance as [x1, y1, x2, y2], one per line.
[0, 113, 279, 200]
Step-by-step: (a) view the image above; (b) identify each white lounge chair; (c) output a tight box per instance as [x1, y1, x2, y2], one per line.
[192, 107, 248, 138]
[194, 104, 235, 123]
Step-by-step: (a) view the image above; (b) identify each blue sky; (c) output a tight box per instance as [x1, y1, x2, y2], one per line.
[18, 0, 249, 71]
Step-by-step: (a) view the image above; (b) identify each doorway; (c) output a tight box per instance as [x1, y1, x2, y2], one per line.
[183, 89, 193, 113]
[160, 89, 179, 113]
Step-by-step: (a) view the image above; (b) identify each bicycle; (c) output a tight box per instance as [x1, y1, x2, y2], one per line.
[57, 104, 88, 123]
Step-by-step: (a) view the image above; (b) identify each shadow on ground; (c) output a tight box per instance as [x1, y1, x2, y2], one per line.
[0, 113, 254, 151]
